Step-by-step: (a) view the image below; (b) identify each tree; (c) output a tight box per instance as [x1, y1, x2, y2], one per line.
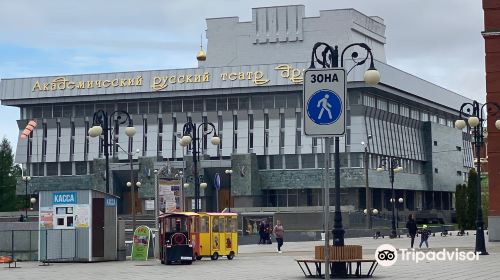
[466, 169, 478, 229]
[455, 183, 467, 230]
[0, 138, 22, 211]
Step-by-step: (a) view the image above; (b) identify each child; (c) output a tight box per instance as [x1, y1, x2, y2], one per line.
[418, 224, 431, 248]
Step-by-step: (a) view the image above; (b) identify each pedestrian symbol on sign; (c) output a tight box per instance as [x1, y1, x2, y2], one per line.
[306, 89, 342, 125]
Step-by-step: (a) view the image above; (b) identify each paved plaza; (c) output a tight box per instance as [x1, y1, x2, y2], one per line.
[2, 233, 500, 280]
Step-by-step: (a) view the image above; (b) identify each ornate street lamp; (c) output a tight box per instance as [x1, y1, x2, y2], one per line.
[225, 169, 233, 212]
[377, 157, 402, 239]
[309, 42, 380, 279]
[179, 121, 220, 212]
[88, 110, 136, 194]
[455, 100, 500, 255]
[22, 176, 31, 221]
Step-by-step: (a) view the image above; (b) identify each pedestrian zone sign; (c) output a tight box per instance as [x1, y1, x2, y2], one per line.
[303, 68, 346, 136]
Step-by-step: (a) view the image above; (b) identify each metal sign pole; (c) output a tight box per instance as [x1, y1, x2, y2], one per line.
[323, 137, 330, 280]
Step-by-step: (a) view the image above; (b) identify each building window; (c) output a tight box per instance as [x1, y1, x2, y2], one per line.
[434, 168, 439, 174]
[301, 154, 315, 168]
[363, 95, 376, 107]
[172, 117, 177, 158]
[70, 122, 75, 156]
[158, 118, 163, 154]
[75, 162, 87, 175]
[61, 162, 72, 176]
[42, 123, 47, 157]
[400, 105, 409, 117]
[433, 141, 437, 146]
[143, 118, 148, 154]
[270, 155, 283, 169]
[279, 113, 285, 149]
[389, 102, 398, 114]
[84, 121, 89, 156]
[56, 122, 61, 157]
[47, 162, 58, 176]
[217, 114, 223, 154]
[285, 154, 299, 169]
[376, 99, 387, 111]
[251, 96, 263, 110]
[421, 112, 429, 122]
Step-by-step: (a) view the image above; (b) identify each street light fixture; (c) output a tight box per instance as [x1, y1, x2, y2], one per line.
[88, 110, 136, 194]
[225, 169, 233, 212]
[309, 42, 379, 278]
[22, 176, 31, 221]
[361, 135, 372, 229]
[377, 157, 402, 239]
[455, 100, 500, 255]
[179, 120, 219, 212]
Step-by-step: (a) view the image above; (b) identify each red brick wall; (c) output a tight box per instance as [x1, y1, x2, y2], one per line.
[484, 0, 500, 216]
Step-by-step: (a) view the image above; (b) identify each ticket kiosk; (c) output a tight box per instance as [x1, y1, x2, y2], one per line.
[38, 189, 118, 262]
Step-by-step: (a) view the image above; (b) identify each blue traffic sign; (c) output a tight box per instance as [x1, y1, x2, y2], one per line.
[214, 173, 221, 190]
[306, 89, 342, 125]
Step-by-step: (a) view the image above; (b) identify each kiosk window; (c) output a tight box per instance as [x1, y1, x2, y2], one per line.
[67, 216, 74, 227]
[57, 218, 64, 226]
[56, 207, 66, 214]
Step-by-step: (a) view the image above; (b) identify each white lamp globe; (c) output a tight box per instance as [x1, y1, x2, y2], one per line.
[30, 197, 37, 204]
[398, 198, 404, 203]
[363, 209, 368, 215]
[390, 198, 394, 203]
[211, 136, 221, 146]
[364, 69, 381, 85]
[376, 167, 384, 172]
[180, 135, 192, 147]
[125, 126, 136, 137]
[136, 182, 142, 187]
[27, 176, 32, 181]
[495, 120, 500, 130]
[88, 126, 103, 138]
[372, 209, 379, 215]
[455, 119, 466, 130]
[183, 183, 190, 188]
[200, 182, 208, 188]
[468, 117, 480, 127]
[126, 182, 132, 187]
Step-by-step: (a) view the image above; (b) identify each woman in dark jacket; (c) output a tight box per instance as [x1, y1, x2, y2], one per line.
[406, 214, 418, 248]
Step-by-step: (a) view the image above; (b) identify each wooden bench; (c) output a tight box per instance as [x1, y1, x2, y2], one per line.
[296, 258, 377, 278]
[0, 256, 17, 268]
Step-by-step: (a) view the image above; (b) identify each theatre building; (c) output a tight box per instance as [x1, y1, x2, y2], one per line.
[0, 5, 474, 222]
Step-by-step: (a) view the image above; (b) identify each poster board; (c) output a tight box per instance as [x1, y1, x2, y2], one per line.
[158, 179, 181, 213]
[131, 225, 152, 261]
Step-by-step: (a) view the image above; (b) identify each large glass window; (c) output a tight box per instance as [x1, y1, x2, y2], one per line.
[285, 154, 299, 169]
[251, 96, 263, 110]
[270, 155, 283, 169]
[302, 154, 315, 168]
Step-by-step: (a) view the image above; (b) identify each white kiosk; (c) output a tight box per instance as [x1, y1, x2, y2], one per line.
[38, 189, 118, 262]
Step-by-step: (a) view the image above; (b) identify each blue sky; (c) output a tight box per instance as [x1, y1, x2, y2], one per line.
[0, 0, 485, 154]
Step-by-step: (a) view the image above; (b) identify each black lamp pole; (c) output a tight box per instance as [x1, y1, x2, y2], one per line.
[309, 42, 378, 278]
[457, 100, 500, 255]
[378, 157, 400, 239]
[90, 110, 134, 194]
[181, 121, 219, 213]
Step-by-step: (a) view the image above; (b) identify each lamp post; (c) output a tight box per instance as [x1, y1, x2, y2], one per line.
[88, 110, 136, 194]
[361, 135, 372, 229]
[126, 181, 141, 231]
[22, 176, 31, 221]
[377, 157, 402, 239]
[178, 121, 220, 213]
[30, 197, 37, 211]
[390, 197, 404, 229]
[309, 42, 380, 279]
[455, 100, 500, 255]
[225, 169, 233, 212]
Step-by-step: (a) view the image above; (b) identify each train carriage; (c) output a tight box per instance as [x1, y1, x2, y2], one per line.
[159, 212, 200, 265]
[198, 213, 238, 260]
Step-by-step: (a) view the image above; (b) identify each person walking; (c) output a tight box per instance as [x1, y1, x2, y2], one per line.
[419, 224, 431, 248]
[258, 221, 265, 244]
[406, 214, 418, 248]
[274, 220, 284, 253]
